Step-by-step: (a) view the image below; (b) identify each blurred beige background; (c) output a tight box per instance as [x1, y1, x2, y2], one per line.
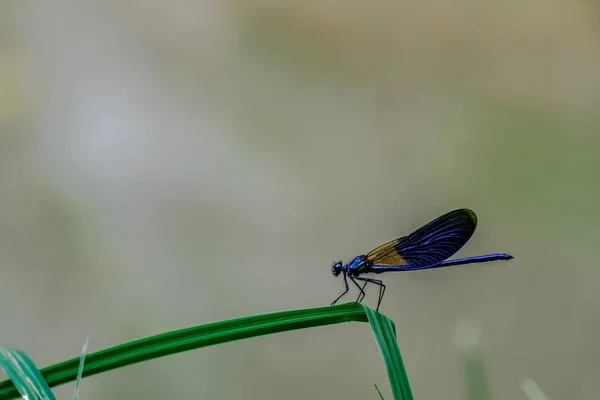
[1, 1, 599, 399]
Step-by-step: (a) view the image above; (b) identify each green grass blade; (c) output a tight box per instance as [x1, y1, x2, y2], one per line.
[0, 347, 56, 400]
[455, 320, 491, 400]
[364, 306, 413, 400]
[521, 378, 550, 400]
[72, 338, 89, 400]
[0, 303, 412, 399]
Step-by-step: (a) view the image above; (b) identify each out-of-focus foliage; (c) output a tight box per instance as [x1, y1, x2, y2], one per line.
[1, 1, 599, 398]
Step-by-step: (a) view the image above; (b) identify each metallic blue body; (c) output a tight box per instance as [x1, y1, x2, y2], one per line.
[330, 209, 514, 311]
[345, 255, 368, 276]
[369, 253, 513, 272]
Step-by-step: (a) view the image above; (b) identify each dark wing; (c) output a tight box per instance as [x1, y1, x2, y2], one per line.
[366, 209, 478, 269]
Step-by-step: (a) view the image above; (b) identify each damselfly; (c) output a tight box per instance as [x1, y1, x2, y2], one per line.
[330, 209, 513, 311]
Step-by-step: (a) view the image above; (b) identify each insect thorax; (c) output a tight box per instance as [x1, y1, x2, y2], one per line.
[346, 255, 370, 276]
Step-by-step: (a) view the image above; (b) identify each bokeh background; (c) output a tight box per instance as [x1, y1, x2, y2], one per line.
[1, 1, 599, 399]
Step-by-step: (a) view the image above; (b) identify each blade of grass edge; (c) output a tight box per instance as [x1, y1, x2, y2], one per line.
[0, 303, 413, 400]
[521, 378, 550, 400]
[0, 303, 364, 399]
[0, 347, 56, 400]
[455, 320, 491, 400]
[72, 338, 89, 400]
[364, 306, 414, 400]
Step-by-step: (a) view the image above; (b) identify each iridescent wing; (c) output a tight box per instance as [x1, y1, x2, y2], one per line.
[366, 209, 478, 270]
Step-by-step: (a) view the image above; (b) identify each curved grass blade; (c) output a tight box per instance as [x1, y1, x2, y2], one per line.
[0, 347, 56, 400]
[0, 303, 412, 400]
[364, 306, 413, 400]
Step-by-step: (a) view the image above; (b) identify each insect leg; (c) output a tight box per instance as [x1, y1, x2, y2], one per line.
[349, 277, 367, 304]
[352, 277, 386, 312]
[331, 272, 350, 306]
[359, 279, 369, 300]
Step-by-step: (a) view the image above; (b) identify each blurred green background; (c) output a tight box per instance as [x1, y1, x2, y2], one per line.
[1, 1, 599, 399]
